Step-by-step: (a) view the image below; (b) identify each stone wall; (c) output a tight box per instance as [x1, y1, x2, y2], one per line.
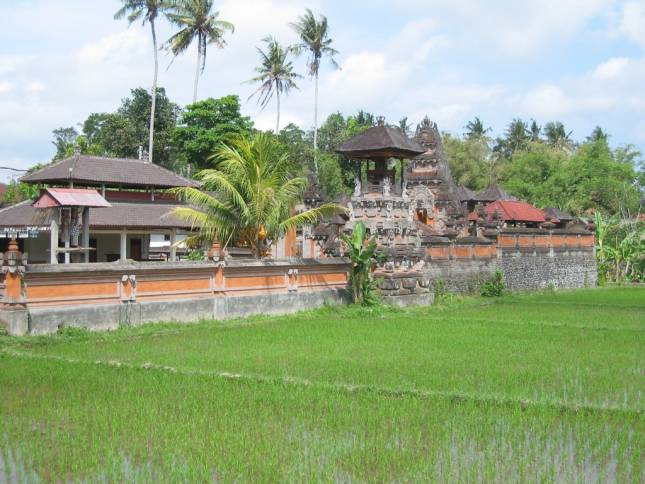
[0, 258, 350, 336]
[498, 248, 597, 291]
[419, 230, 596, 294]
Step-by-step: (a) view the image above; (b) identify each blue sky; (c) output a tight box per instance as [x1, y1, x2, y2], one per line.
[1, 0, 644, 182]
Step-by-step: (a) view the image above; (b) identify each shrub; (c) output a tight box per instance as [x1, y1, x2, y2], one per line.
[481, 270, 505, 297]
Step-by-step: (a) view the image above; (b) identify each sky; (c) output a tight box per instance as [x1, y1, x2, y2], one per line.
[1, 0, 644, 182]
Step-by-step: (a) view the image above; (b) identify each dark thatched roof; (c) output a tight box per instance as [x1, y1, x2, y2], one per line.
[21, 155, 198, 189]
[336, 125, 425, 159]
[543, 207, 574, 221]
[455, 185, 476, 201]
[474, 184, 516, 202]
[0, 199, 194, 230]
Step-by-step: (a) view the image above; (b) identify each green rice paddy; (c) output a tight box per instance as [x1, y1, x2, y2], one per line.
[1, 287, 643, 482]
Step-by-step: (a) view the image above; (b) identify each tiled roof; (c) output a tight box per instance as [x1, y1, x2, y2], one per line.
[33, 188, 111, 208]
[0, 199, 195, 230]
[485, 200, 545, 223]
[336, 125, 425, 158]
[21, 155, 198, 189]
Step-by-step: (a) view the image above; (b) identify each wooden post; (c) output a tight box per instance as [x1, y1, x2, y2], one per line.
[169, 229, 177, 262]
[82, 207, 90, 263]
[120, 229, 127, 262]
[62, 208, 71, 264]
[50, 213, 59, 264]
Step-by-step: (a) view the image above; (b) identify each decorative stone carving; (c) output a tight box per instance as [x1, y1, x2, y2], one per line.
[382, 176, 391, 196]
[354, 177, 361, 197]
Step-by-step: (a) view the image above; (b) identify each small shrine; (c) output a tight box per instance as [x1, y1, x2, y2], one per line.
[336, 118, 432, 299]
[32, 188, 111, 264]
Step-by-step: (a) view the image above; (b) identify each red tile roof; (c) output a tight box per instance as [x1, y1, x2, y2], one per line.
[32, 188, 111, 208]
[486, 200, 545, 223]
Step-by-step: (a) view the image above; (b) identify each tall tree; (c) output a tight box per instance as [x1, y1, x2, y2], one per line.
[464, 116, 491, 140]
[165, 0, 234, 103]
[544, 121, 574, 152]
[247, 36, 301, 133]
[52, 127, 79, 160]
[114, 0, 171, 163]
[587, 126, 608, 143]
[170, 133, 342, 257]
[504, 118, 530, 154]
[172, 95, 254, 170]
[290, 9, 339, 171]
[528, 119, 542, 142]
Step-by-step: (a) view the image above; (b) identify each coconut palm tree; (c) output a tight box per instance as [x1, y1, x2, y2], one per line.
[529, 119, 542, 142]
[247, 36, 301, 133]
[165, 0, 234, 103]
[464, 117, 491, 140]
[114, 0, 171, 163]
[544, 121, 574, 152]
[290, 9, 339, 170]
[170, 133, 343, 258]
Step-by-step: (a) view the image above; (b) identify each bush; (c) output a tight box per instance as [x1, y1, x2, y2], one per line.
[481, 270, 505, 297]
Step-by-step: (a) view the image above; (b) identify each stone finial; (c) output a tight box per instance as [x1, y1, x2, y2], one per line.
[377, 116, 385, 127]
[141, 150, 150, 163]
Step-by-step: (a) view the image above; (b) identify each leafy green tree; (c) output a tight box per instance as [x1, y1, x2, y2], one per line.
[172, 95, 254, 171]
[290, 8, 339, 168]
[247, 36, 301, 132]
[52, 127, 79, 160]
[544, 121, 574, 152]
[442, 134, 489, 190]
[76, 88, 179, 167]
[170, 133, 341, 257]
[165, 0, 234, 102]
[341, 221, 379, 305]
[563, 138, 640, 215]
[503, 143, 568, 208]
[114, 0, 173, 163]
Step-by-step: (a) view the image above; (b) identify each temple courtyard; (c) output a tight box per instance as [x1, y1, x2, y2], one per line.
[0, 286, 643, 482]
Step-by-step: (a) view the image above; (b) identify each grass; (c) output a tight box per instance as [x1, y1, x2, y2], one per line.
[1, 286, 643, 482]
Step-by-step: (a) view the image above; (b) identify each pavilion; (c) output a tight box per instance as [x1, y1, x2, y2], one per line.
[0, 154, 198, 264]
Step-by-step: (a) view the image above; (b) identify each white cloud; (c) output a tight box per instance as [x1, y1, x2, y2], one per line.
[0, 56, 31, 76]
[0, 81, 14, 94]
[25, 81, 46, 94]
[618, 1, 645, 48]
[78, 29, 148, 63]
[593, 57, 630, 79]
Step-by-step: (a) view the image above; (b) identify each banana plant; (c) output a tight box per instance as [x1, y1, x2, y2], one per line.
[340, 221, 379, 305]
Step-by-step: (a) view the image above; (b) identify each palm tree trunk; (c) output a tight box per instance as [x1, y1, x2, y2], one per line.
[276, 88, 280, 133]
[193, 36, 201, 104]
[148, 19, 158, 163]
[313, 71, 319, 173]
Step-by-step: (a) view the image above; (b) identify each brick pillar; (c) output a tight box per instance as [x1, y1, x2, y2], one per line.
[0, 237, 29, 335]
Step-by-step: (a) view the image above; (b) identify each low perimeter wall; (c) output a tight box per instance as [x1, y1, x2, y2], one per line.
[0, 258, 350, 336]
[419, 230, 596, 293]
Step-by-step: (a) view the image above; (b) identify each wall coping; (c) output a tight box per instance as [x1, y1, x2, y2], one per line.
[26, 257, 351, 275]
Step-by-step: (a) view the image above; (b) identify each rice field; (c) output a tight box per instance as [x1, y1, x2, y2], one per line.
[1, 287, 643, 482]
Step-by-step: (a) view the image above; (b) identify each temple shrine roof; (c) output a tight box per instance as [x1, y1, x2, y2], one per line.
[336, 125, 425, 159]
[455, 185, 476, 202]
[21, 155, 198, 189]
[474, 183, 516, 202]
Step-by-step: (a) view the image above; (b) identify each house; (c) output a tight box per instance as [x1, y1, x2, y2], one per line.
[0, 154, 198, 263]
